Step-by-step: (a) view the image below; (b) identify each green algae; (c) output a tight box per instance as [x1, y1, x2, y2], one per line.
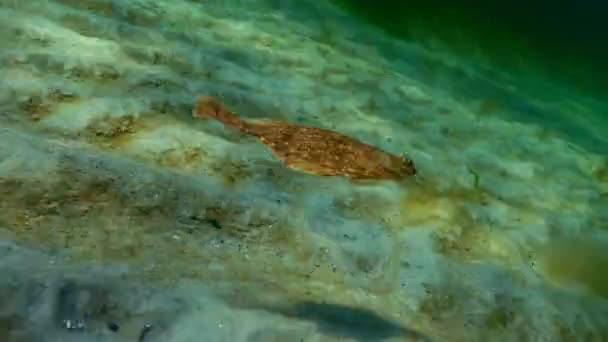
[593, 160, 608, 183]
[467, 167, 480, 189]
[541, 238, 608, 300]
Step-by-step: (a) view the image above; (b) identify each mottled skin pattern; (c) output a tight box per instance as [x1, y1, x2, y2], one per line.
[193, 96, 416, 180]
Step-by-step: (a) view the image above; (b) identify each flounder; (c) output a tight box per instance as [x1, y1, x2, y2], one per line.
[193, 96, 416, 180]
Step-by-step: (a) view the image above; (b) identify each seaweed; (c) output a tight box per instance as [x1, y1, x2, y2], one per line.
[467, 166, 480, 189]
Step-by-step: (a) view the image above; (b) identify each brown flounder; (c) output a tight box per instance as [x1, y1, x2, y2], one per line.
[193, 96, 416, 180]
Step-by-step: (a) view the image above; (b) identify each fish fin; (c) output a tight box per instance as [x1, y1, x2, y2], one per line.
[284, 158, 337, 177]
[193, 96, 244, 129]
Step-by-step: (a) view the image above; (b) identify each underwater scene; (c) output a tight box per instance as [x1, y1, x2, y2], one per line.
[0, 0, 607, 341]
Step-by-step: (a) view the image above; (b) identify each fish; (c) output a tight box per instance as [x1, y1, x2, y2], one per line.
[193, 96, 416, 181]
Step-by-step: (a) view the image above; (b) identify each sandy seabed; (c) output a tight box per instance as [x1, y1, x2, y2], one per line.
[0, 0, 607, 341]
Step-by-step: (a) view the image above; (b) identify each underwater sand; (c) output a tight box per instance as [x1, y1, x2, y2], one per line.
[0, 0, 607, 341]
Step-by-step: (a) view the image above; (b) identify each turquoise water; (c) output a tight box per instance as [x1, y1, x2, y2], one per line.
[0, 0, 607, 341]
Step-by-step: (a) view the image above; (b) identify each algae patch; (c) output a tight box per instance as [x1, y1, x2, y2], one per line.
[593, 160, 608, 183]
[540, 238, 608, 299]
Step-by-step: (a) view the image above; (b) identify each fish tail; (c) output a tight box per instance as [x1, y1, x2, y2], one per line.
[193, 96, 244, 129]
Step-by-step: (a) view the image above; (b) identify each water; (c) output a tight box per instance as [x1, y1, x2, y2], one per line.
[0, 0, 606, 341]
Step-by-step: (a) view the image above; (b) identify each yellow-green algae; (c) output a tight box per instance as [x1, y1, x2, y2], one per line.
[541, 237, 608, 299]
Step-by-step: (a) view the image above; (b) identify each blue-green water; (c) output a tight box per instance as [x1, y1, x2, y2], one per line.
[335, 0, 608, 99]
[0, 1, 606, 341]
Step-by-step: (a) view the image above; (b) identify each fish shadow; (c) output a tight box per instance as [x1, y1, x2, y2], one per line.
[283, 301, 431, 342]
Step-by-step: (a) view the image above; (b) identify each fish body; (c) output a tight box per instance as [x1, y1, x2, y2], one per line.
[193, 96, 416, 180]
